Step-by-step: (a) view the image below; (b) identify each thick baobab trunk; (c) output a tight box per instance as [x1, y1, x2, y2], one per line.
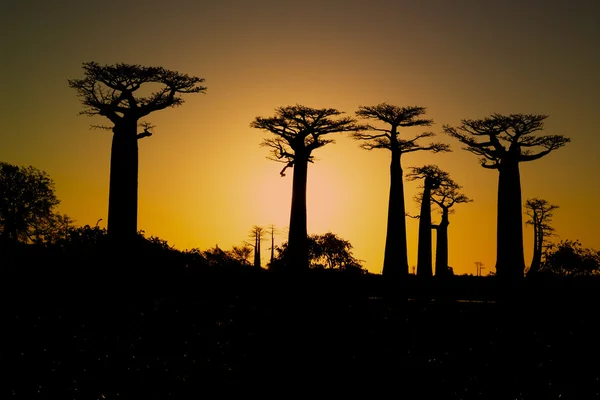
[434, 208, 449, 277]
[287, 156, 309, 271]
[495, 160, 525, 283]
[416, 178, 433, 277]
[107, 119, 139, 244]
[382, 150, 409, 278]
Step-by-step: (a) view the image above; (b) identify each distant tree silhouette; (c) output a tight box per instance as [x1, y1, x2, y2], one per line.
[247, 225, 266, 269]
[251, 105, 362, 271]
[230, 244, 253, 266]
[430, 178, 472, 277]
[0, 162, 61, 244]
[541, 240, 600, 277]
[68, 62, 206, 244]
[271, 232, 365, 273]
[353, 104, 450, 279]
[443, 114, 569, 285]
[406, 165, 450, 278]
[266, 224, 277, 266]
[524, 198, 558, 277]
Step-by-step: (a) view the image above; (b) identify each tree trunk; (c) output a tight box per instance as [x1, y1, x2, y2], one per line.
[527, 221, 542, 277]
[495, 160, 525, 284]
[107, 119, 139, 245]
[382, 149, 409, 279]
[416, 178, 433, 277]
[254, 232, 261, 269]
[287, 156, 309, 271]
[435, 208, 449, 277]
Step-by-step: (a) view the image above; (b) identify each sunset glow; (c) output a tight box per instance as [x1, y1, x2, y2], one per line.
[2, 0, 599, 275]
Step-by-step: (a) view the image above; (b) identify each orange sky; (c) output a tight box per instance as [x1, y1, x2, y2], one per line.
[2, 0, 599, 275]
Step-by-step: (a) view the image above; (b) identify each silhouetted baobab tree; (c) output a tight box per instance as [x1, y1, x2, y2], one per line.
[68, 62, 206, 244]
[524, 198, 558, 277]
[266, 224, 277, 266]
[443, 114, 569, 284]
[251, 105, 362, 271]
[430, 178, 472, 277]
[353, 104, 450, 279]
[248, 225, 266, 269]
[406, 165, 450, 278]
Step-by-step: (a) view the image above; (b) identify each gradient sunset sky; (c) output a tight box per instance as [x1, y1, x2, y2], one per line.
[2, 0, 599, 275]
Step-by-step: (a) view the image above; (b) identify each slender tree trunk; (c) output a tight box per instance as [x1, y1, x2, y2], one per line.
[382, 149, 409, 279]
[107, 118, 139, 244]
[435, 208, 449, 277]
[416, 178, 433, 277]
[528, 219, 544, 277]
[287, 156, 309, 271]
[270, 228, 274, 265]
[254, 232, 261, 269]
[495, 160, 525, 284]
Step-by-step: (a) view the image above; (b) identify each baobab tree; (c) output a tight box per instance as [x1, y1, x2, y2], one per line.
[406, 165, 450, 278]
[353, 104, 450, 279]
[248, 225, 266, 269]
[443, 114, 569, 284]
[69, 62, 206, 243]
[251, 105, 362, 271]
[266, 224, 278, 266]
[524, 198, 558, 277]
[430, 178, 472, 277]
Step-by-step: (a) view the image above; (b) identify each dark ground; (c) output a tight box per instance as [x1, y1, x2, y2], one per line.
[3, 263, 600, 399]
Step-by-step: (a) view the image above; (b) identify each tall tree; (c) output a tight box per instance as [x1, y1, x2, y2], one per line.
[68, 62, 206, 244]
[406, 165, 450, 278]
[353, 104, 450, 279]
[0, 162, 60, 244]
[524, 198, 558, 277]
[251, 105, 362, 271]
[430, 178, 472, 277]
[443, 114, 569, 284]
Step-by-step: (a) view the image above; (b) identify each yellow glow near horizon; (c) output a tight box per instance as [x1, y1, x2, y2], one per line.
[2, 1, 599, 276]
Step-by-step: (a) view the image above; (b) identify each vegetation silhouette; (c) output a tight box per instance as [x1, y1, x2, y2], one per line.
[406, 165, 450, 278]
[269, 232, 366, 274]
[443, 114, 570, 286]
[540, 239, 600, 277]
[68, 62, 206, 246]
[0, 162, 70, 247]
[251, 105, 363, 271]
[353, 104, 450, 280]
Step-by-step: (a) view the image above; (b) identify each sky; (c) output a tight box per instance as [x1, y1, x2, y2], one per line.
[2, 0, 599, 275]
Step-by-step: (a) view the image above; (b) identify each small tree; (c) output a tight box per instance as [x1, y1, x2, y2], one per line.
[69, 62, 206, 244]
[251, 105, 362, 271]
[353, 104, 450, 279]
[0, 162, 61, 245]
[443, 114, 569, 284]
[524, 198, 558, 277]
[271, 232, 365, 273]
[541, 240, 600, 277]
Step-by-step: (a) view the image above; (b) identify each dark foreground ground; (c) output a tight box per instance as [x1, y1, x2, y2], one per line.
[4, 263, 600, 399]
